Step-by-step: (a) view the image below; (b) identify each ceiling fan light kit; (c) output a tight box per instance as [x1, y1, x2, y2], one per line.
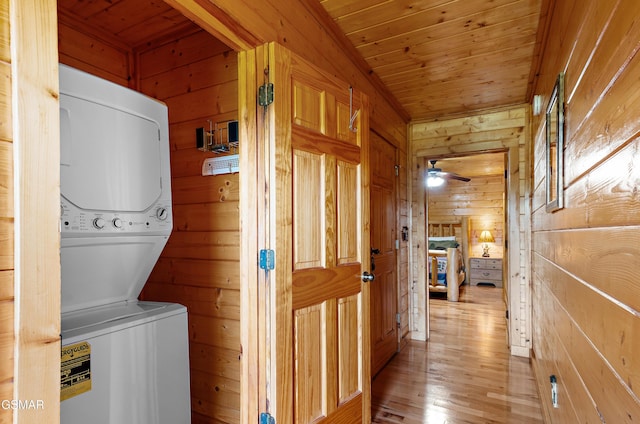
[426, 175, 445, 187]
[426, 160, 471, 188]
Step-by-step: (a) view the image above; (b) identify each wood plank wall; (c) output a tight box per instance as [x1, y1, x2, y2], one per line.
[58, 18, 130, 87]
[410, 108, 529, 352]
[137, 32, 240, 424]
[58, 22, 240, 423]
[530, 1, 640, 421]
[173, 0, 413, 345]
[0, 1, 14, 421]
[428, 174, 505, 259]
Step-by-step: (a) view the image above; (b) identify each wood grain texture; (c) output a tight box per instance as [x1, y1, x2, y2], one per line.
[58, 20, 130, 86]
[0, 63, 11, 142]
[135, 29, 242, 424]
[373, 286, 543, 423]
[0, 141, 12, 216]
[238, 45, 262, 424]
[12, 0, 61, 422]
[530, 1, 640, 420]
[370, 131, 398, 376]
[257, 42, 371, 424]
[0, 6, 11, 421]
[0, 297, 13, 405]
[0, 1, 8, 63]
[374, 286, 542, 422]
[320, 0, 543, 120]
[293, 150, 325, 270]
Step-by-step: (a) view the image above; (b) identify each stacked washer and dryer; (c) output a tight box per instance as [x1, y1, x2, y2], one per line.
[59, 65, 191, 423]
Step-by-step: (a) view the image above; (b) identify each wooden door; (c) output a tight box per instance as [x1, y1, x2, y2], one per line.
[240, 43, 371, 424]
[369, 132, 397, 376]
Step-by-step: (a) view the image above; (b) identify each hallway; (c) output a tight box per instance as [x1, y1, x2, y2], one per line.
[372, 286, 544, 423]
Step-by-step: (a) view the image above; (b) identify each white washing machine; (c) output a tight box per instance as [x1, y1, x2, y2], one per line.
[59, 64, 191, 424]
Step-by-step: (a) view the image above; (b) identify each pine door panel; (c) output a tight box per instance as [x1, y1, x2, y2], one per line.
[289, 51, 368, 423]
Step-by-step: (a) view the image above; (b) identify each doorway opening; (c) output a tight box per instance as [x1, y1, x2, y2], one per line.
[425, 152, 507, 336]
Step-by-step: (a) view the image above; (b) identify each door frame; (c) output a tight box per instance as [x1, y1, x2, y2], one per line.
[415, 147, 521, 344]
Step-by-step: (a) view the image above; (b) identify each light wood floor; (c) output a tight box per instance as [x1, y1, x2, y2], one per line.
[372, 285, 544, 423]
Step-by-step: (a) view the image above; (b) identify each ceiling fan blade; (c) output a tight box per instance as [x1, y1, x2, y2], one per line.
[427, 160, 470, 182]
[445, 173, 471, 182]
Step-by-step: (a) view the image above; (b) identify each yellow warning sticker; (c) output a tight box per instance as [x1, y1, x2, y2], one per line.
[61, 341, 92, 401]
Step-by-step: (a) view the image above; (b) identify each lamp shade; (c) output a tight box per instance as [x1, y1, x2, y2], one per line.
[479, 230, 494, 243]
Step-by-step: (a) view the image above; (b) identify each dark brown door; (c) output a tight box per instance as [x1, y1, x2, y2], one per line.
[370, 131, 398, 376]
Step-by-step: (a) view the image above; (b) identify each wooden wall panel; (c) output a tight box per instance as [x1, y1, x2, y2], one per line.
[428, 174, 505, 259]
[531, 1, 640, 420]
[0, 3, 13, 420]
[58, 20, 130, 86]
[167, 0, 409, 147]
[137, 31, 241, 424]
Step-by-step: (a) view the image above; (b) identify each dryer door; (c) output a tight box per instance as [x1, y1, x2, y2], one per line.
[60, 93, 163, 213]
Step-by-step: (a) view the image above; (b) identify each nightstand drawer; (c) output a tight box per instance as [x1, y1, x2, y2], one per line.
[470, 259, 501, 270]
[470, 268, 502, 280]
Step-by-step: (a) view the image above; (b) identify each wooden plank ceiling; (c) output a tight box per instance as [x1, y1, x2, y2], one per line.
[319, 0, 546, 121]
[56, 0, 199, 50]
[57, 0, 546, 122]
[432, 152, 505, 179]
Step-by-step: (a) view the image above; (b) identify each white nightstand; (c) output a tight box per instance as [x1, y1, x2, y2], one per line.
[469, 257, 503, 287]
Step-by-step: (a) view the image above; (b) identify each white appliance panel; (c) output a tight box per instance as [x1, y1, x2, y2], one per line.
[60, 95, 162, 212]
[60, 236, 168, 314]
[59, 64, 189, 424]
[59, 63, 172, 239]
[61, 305, 190, 424]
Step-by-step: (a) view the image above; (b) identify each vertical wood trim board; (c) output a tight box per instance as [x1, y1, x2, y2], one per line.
[10, 0, 61, 423]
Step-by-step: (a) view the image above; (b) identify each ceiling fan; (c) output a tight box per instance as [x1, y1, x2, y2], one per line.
[426, 160, 471, 187]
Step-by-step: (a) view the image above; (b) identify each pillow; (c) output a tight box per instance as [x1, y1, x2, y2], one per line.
[428, 238, 459, 250]
[429, 236, 456, 241]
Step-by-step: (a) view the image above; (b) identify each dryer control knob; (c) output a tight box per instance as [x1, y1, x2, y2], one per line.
[93, 217, 106, 229]
[156, 207, 168, 221]
[112, 217, 123, 228]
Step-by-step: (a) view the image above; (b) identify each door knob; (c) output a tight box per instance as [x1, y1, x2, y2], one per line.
[361, 271, 375, 282]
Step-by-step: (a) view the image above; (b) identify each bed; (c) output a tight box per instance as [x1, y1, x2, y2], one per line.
[427, 218, 469, 302]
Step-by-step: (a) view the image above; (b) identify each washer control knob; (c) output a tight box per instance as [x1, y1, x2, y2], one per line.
[112, 217, 123, 228]
[93, 217, 106, 229]
[156, 207, 168, 221]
